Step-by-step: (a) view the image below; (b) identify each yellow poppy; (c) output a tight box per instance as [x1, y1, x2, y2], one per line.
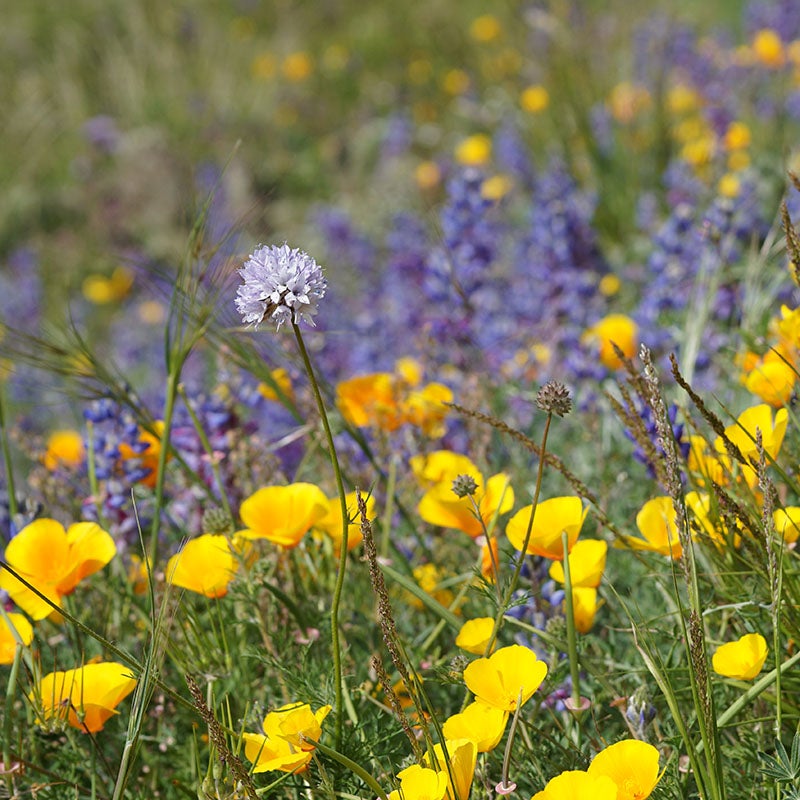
[712, 633, 768, 680]
[315, 490, 376, 552]
[0, 518, 116, 620]
[752, 28, 785, 67]
[388, 765, 449, 800]
[244, 702, 330, 773]
[572, 587, 602, 634]
[463, 644, 547, 711]
[242, 733, 312, 774]
[43, 430, 84, 471]
[34, 662, 136, 733]
[442, 702, 508, 753]
[455, 617, 495, 655]
[774, 507, 800, 544]
[588, 739, 662, 800]
[419, 472, 514, 539]
[238, 483, 329, 548]
[166, 534, 237, 598]
[581, 314, 638, 369]
[410, 450, 479, 487]
[118, 421, 167, 488]
[549, 539, 607, 587]
[455, 134, 492, 167]
[718, 404, 788, 486]
[506, 496, 587, 560]
[424, 739, 477, 800]
[617, 497, 682, 558]
[744, 354, 796, 407]
[257, 367, 295, 403]
[532, 770, 618, 800]
[336, 372, 403, 430]
[0, 612, 34, 664]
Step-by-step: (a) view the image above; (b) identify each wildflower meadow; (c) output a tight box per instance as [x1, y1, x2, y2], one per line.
[6, 1, 800, 798]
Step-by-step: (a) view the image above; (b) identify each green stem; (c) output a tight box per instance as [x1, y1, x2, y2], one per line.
[380, 455, 398, 560]
[0, 560, 196, 716]
[311, 738, 389, 800]
[292, 322, 349, 749]
[500, 689, 524, 789]
[704, 648, 800, 746]
[2, 640, 21, 797]
[148, 370, 180, 564]
[486, 412, 553, 653]
[561, 531, 582, 713]
[85, 420, 108, 529]
[176, 384, 233, 522]
[0, 382, 18, 519]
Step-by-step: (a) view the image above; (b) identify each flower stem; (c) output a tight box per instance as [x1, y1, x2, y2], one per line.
[148, 371, 179, 564]
[561, 531, 582, 712]
[0, 382, 18, 520]
[292, 322, 349, 749]
[176, 384, 233, 522]
[486, 412, 552, 654]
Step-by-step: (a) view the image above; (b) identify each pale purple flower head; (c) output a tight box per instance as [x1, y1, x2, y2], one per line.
[235, 243, 326, 330]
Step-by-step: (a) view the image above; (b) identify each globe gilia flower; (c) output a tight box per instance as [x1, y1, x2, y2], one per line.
[235, 243, 326, 330]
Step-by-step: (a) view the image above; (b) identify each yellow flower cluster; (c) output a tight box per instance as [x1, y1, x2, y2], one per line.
[337, 358, 452, 437]
[740, 305, 800, 407]
[534, 740, 662, 800]
[243, 702, 331, 773]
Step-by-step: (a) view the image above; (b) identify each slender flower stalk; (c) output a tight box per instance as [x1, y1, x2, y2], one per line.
[148, 374, 179, 563]
[561, 531, 583, 717]
[0, 383, 17, 521]
[497, 688, 524, 794]
[84, 420, 109, 530]
[235, 244, 350, 746]
[177, 384, 233, 523]
[292, 320, 350, 748]
[486, 410, 553, 654]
